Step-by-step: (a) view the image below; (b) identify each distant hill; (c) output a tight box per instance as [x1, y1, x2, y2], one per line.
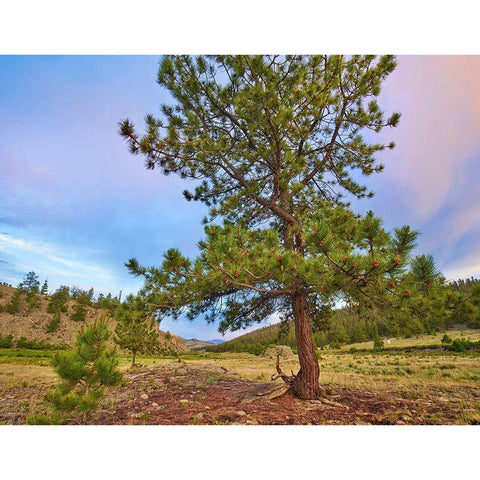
[206, 339, 225, 344]
[0, 284, 190, 355]
[179, 337, 223, 350]
[207, 322, 291, 355]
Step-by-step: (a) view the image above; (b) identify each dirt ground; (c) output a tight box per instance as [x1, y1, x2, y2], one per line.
[2, 360, 478, 425]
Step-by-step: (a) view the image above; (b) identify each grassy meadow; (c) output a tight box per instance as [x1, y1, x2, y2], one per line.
[1, 329, 479, 424]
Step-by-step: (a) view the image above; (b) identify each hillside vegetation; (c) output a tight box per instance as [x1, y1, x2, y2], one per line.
[210, 278, 480, 355]
[0, 284, 189, 355]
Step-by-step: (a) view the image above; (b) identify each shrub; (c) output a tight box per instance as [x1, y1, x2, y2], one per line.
[47, 286, 70, 314]
[16, 337, 64, 350]
[373, 336, 384, 350]
[441, 334, 452, 345]
[46, 318, 122, 423]
[0, 334, 13, 348]
[5, 289, 22, 314]
[46, 310, 61, 333]
[246, 343, 264, 356]
[25, 293, 41, 312]
[449, 338, 473, 353]
[70, 305, 88, 322]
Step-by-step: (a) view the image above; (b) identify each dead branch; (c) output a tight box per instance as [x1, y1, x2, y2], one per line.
[270, 353, 298, 386]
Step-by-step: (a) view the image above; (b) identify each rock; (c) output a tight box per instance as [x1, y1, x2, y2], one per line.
[242, 382, 290, 402]
[263, 345, 294, 358]
[151, 402, 159, 407]
[140, 393, 149, 400]
[179, 399, 189, 406]
[236, 410, 247, 417]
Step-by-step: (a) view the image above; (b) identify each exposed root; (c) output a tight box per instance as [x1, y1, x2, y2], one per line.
[270, 353, 297, 387]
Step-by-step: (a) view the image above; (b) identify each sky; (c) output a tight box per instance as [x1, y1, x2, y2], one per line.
[1, 55, 479, 340]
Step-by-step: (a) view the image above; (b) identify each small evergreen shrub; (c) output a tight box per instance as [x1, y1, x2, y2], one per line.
[5, 289, 22, 314]
[0, 334, 13, 348]
[373, 336, 384, 350]
[25, 293, 41, 312]
[47, 286, 70, 314]
[46, 310, 61, 333]
[16, 337, 64, 350]
[70, 304, 87, 322]
[246, 343, 264, 356]
[46, 318, 122, 423]
[441, 334, 452, 345]
[449, 338, 472, 353]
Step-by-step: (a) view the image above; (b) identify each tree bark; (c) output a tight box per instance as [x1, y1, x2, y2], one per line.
[292, 290, 321, 399]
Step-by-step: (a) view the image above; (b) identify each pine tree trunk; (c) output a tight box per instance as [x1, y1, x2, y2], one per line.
[292, 290, 321, 399]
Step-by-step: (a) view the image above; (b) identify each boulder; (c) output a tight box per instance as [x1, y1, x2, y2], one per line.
[263, 345, 294, 358]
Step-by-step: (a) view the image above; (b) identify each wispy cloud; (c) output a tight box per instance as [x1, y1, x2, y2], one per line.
[381, 56, 480, 222]
[0, 233, 114, 281]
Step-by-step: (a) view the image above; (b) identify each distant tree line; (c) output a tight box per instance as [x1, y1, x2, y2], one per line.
[0, 271, 123, 319]
[210, 277, 480, 353]
[0, 271, 162, 367]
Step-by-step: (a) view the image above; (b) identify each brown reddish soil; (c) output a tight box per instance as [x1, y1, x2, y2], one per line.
[96, 362, 474, 425]
[2, 361, 477, 425]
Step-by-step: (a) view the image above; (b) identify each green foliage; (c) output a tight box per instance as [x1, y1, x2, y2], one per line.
[16, 271, 42, 312]
[446, 278, 480, 328]
[119, 56, 459, 395]
[441, 334, 452, 345]
[373, 336, 385, 350]
[18, 272, 40, 295]
[47, 318, 122, 422]
[25, 292, 41, 312]
[70, 304, 88, 322]
[40, 279, 49, 295]
[0, 334, 13, 348]
[95, 292, 121, 314]
[47, 285, 70, 313]
[16, 337, 61, 350]
[46, 310, 61, 333]
[449, 338, 473, 353]
[4, 288, 22, 314]
[114, 294, 160, 365]
[70, 286, 94, 306]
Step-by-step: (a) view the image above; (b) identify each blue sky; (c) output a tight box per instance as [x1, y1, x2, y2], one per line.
[1, 55, 479, 340]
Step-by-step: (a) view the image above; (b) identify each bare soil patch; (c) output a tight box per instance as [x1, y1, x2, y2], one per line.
[2, 359, 478, 425]
[95, 362, 478, 425]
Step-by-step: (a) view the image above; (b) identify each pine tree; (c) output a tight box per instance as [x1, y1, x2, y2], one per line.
[47, 317, 122, 423]
[18, 271, 40, 295]
[47, 285, 70, 314]
[18, 271, 41, 312]
[120, 55, 443, 399]
[114, 294, 160, 366]
[40, 279, 49, 295]
[5, 288, 22, 314]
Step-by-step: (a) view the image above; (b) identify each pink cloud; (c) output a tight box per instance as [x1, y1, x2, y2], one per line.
[381, 56, 480, 221]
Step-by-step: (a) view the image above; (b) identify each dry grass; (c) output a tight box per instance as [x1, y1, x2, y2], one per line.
[1, 329, 479, 425]
[341, 329, 480, 350]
